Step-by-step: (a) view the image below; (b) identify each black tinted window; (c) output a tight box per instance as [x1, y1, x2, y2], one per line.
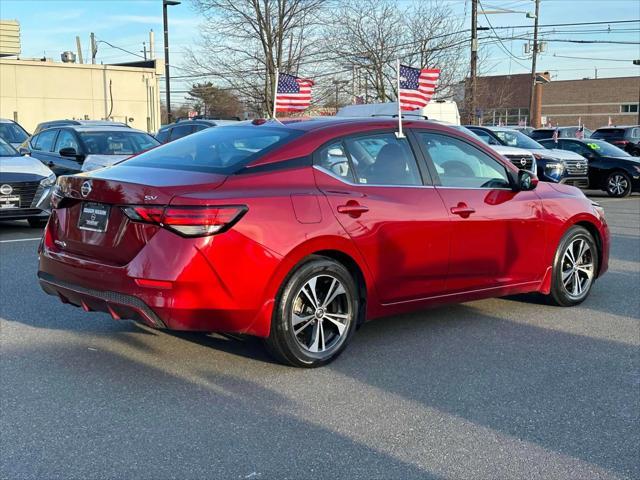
[169, 125, 194, 140]
[122, 126, 302, 174]
[156, 129, 170, 143]
[530, 130, 554, 140]
[592, 129, 626, 140]
[33, 129, 58, 151]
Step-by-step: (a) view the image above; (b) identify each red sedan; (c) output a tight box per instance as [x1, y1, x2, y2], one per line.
[38, 118, 609, 367]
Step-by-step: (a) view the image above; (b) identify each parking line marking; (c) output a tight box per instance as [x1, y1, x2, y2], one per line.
[0, 237, 41, 244]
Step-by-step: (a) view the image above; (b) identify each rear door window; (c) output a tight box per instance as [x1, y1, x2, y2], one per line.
[317, 141, 354, 182]
[342, 133, 422, 186]
[33, 129, 59, 151]
[559, 140, 591, 156]
[169, 124, 194, 141]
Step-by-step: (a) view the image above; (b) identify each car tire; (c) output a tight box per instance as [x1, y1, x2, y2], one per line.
[606, 171, 632, 197]
[264, 256, 359, 368]
[27, 218, 47, 228]
[548, 226, 598, 307]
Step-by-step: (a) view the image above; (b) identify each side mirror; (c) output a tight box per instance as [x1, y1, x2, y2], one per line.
[59, 147, 85, 162]
[517, 170, 538, 191]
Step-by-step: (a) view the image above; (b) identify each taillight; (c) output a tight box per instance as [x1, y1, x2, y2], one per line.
[612, 140, 629, 145]
[122, 205, 248, 237]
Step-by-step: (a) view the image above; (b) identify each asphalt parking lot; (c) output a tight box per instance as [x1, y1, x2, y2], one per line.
[1, 192, 638, 480]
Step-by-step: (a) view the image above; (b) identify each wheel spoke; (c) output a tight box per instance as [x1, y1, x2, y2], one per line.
[322, 278, 346, 308]
[572, 271, 581, 295]
[562, 268, 573, 285]
[324, 315, 346, 335]
[308, 321, 320, 352]
[564, 246, 575, 264]
[301, 284, 318, 309]
[319, 321, 326, 351]
[576, 239, 587, 263]
[293, 313, 314, 326]
[577, 265, 594, 278]
[294, 318, 315, 335]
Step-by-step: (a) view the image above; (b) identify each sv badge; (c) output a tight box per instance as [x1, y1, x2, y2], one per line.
[144, 195, 158, 201]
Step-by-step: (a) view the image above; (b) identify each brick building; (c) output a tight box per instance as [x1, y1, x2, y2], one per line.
[466, 73, 639, 129]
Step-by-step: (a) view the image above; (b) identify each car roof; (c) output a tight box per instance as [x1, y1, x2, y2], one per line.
[248, 116, 451, 132]
[0, 118, 17, 124]
[64, 126, 150, 134]
[595, 125, 637, 130]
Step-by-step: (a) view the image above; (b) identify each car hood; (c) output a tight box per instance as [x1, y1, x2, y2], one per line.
[491, 145, 533, 156]
[0, 154, 54, 178]
[530, 148, 584, 161]
[81, 154, 132, 172]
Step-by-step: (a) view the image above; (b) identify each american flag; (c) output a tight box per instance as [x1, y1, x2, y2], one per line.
[275, 73, 314, 112]
[552, 126, 559, 143]
[398, 65, 439, 111]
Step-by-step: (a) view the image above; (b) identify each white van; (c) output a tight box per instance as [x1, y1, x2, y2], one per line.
[336, 100, 461, 125]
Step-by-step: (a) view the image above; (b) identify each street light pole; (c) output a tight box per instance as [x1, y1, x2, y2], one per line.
[163, 0, 181, 124]
[528, 0, 540, 128]
[469, 0, 478, 125]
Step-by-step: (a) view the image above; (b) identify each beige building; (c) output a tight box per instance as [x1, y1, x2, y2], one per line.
[0, 57, 163, 133]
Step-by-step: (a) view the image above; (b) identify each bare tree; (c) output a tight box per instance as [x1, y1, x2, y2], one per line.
[187, 0, 326, 116]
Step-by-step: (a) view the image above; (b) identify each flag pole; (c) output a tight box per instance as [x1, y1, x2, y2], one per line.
[272, 67, 279, 120]
[396, 59, 404, 138]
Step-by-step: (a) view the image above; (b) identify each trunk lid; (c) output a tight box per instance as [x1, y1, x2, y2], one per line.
[51, 166, 227, 265]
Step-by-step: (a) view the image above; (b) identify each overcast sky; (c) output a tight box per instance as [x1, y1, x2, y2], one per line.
[2, 0, 639, 101]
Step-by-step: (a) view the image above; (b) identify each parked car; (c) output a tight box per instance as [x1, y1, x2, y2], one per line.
[504, 125, 535, 137]
[0, 137, 55, 227]
[33, 120, 129, 135]
[38, 118, 609, 367]
[539, 138, 640, 197]
[156, 118, 240, 144]
[20, 126, 159, 175]
[467, 125, 589, 186]
[530, 126, 593, 141]
[0, 118, 30, 148]
[591, 126, 640, 156]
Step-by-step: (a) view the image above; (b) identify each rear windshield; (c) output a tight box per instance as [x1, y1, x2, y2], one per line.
[592, 129, 626, 139]
[122, 126, 302, 174]
[80, 131, 159, 155]
[530, 130, 554, 140]
[584, 139, 630, 157]
[0, 122, 29, 144]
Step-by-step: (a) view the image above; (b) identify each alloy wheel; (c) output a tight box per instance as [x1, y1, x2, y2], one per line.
[291, 274, 352, 354]
[608, 174, 628, 196]
[560, 238, 595, 298]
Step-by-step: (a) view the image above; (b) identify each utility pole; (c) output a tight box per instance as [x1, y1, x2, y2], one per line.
[469, 0, 478, 125]
[163, 1, 181, 123]
[75, 36, 83, 64]
[528, 0, 541, 127]
[90, 32, 97, 64]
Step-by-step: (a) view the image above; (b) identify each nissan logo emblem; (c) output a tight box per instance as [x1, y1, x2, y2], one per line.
[81, 181, 92, 198]
[0, 184, 12, 195]
[520, 158, 527, 166]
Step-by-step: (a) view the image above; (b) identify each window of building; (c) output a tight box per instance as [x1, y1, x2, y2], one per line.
[621, 104, 639, 113]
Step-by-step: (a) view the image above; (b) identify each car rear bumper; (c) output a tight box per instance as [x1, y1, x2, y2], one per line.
[38, 225, 282, 336]
[38, 271, 168, 328]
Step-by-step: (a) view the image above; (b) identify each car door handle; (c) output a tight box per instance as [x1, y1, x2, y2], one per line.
[450, 203, 475, 218]
[337, 201, 369, 217]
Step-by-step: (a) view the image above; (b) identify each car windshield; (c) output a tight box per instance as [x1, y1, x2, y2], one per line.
[583, 139, 631, 157]
[0, 122, 29, 144]
[0, 137, 19, 156]
[492, 129, 544, 150]
[80, 131, 159, 155]
[592, 129, 626, 140]
[123, 126, 303, 174]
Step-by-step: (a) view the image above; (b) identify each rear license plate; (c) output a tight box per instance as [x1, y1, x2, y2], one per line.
[78, 202, 111, 232]
[0, 195, 20, 209]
